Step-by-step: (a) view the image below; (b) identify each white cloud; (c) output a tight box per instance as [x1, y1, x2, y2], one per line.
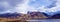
[39, 0, 60, 15]
[14, 0, 30, 14]
[1, 0, 58, 15]
[48, 0, 60, 12]
[14, 0, 58, 15]
[15, 0, 41, 14]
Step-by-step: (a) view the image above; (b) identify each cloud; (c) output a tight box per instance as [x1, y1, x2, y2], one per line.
[15, 0, 42, 14]
[14, 0, 30, 14]
[0, 1, 12, 12]
[14, 0, 58, 15]
[40, 0, 60, 16]
[0, 0, 59, 15]
[0, 0, 25, 14]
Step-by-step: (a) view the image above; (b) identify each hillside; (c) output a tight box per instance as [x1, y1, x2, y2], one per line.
[0, 12, 48, 22]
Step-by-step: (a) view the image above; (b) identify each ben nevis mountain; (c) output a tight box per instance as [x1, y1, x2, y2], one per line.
[0, 12, 48, 22]
[0, 12, 47, 19]
[0, 12, 60, 22]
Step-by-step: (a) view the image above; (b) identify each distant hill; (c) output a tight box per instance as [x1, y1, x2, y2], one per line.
[49, 13, 60, 19]
[0, 12, 21, 18]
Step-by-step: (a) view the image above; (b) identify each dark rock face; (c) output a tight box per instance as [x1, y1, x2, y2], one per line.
[0, 13, 21, 18]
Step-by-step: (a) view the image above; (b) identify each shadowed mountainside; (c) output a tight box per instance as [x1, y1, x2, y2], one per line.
[49, 13, 60, 19]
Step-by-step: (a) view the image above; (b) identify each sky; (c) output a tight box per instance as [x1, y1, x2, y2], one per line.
[0, 0, 60, 16]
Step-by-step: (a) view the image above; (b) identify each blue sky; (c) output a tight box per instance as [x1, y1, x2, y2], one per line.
[0, 0, 60, 16]
[28, 0, 56, 7]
